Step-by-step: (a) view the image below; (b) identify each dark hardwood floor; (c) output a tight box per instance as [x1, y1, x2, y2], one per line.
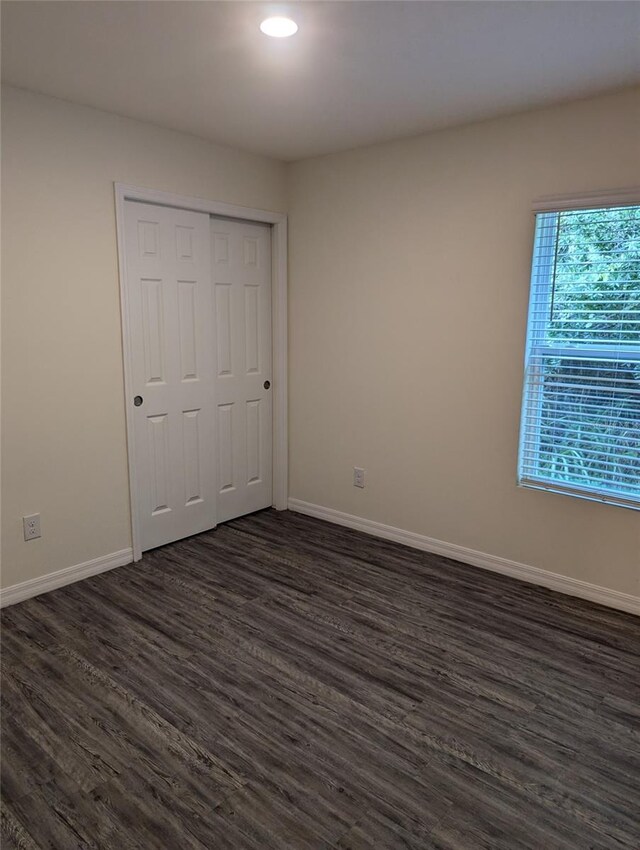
[2, 508, 639, 849]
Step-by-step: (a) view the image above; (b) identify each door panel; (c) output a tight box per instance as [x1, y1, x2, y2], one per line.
[211, 218, 272, 522]
[177, 280, 198, 381]
[215, 284, 233, 376]
[125, 201, 216, 551]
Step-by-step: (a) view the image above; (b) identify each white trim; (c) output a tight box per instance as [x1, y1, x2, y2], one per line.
[114, 183, 288, 560]
[288, 499, 640, 616]
[519, 478, 640, 513]
[532, 186, 640, 213]
[271, 216, 288, 509]
[0, 549, 133, 608]
[115, 183, 287, 225]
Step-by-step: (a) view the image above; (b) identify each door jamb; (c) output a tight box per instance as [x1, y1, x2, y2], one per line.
[114, 183, 288, 562]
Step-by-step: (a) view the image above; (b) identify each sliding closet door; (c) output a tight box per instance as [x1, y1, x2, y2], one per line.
[124, 201, 216, 551]
[211, 218, 273, 522]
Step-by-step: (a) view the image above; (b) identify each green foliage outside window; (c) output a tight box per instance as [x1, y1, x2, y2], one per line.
[534, 207, 639, 497]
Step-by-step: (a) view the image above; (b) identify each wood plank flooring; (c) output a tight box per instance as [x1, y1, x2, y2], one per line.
[2, 508, 639, 849]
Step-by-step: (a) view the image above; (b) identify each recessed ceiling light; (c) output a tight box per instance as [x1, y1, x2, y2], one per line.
[260, 17, 298, 38]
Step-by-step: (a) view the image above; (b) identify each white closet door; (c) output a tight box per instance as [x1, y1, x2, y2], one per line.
[125, 201, 216, 551]
[212, 218, 273, 522]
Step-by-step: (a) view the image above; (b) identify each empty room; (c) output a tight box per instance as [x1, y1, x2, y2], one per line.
[1, 1, 639, 847]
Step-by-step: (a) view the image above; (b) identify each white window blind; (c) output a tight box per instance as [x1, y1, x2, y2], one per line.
[518, 203, 640, 509]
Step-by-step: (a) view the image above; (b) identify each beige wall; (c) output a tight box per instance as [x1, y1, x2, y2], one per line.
[1, 85, 287, 588]
[287, 88, 640, 597]
[3, 84, 639, 599]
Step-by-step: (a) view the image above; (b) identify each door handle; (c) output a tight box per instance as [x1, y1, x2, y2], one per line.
[134, 395, 144, 407]
[263, 380, 271, 390]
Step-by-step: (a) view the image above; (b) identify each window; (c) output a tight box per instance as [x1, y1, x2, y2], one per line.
[518, 201, 640, 509]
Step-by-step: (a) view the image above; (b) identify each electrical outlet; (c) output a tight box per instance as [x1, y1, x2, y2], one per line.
[353, 467, 366, 488]
[23, 514, 41, 541]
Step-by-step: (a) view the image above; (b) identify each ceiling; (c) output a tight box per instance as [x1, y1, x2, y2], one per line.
[2, 1, 639, 161]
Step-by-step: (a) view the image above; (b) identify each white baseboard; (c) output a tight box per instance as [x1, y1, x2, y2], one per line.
[3, 505, 637, 617]
[0, 548, 133, 608]
[288, 498, 640, 616]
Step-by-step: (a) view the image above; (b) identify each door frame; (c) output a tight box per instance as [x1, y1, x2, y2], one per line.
[114, 183, 288, 562]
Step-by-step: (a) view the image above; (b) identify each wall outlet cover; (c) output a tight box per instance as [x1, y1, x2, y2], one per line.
[23, 514, 41, 541]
